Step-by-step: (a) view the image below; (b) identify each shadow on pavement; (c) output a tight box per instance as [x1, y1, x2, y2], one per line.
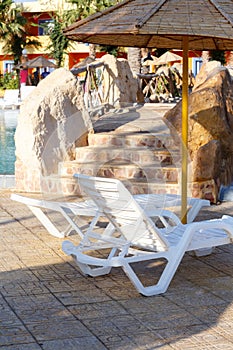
[1, 193, 233, 349]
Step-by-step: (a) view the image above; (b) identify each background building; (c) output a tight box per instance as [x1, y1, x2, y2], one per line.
[0, 0, 102, 75]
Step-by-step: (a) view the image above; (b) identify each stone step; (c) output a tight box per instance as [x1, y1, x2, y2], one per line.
[40, 175, 217, 202]
[59, 160, 179, 182]
[124, 179, 182, 196]
[40, 174, 181, 197]
[88, 132, 178, 149]
[75, 146, 180, 165]
[98, 162, 179, 182]
[40, 175, 82, 197]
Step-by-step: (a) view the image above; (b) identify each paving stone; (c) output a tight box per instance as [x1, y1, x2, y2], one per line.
[128, 331, 173, 350]
[82, 314, 151, 337]
[0, 269, 37, 284]
[156, 325, 203, 346]
[94, 275, 142, 300]
[187, 306, 222, 324]
[1, 280, 49, 297]
[165, 286, 227, 307]
[119, 295, 178, 313]
[29, 264, 84, 292]
[0, 325, 35, 347]
[95, 333, 145, 350]
[0, 258, 25, 272]
[40, 337, 107, 350]
[218, 304, 233, 322]
[213, 321, 233, 342]
[41, 278, 84, 294]
[26, 319, 92, 342]
[1, 190, 233, 350]
[97, 333, 173, 350]
[54, 287, 111, 305]
[8, 304, 75, 324]
[0, 303, 23, 326]
[191, 324, 232, 345]
[134, 309, 203, 330]
[197, 276, 233, 301]
[6, 293, 63, 309]
[68, 300, 128, 320]
[1, 344, 42, 350]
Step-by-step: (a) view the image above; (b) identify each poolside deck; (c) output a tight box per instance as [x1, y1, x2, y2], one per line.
[1, 189, 233, 349]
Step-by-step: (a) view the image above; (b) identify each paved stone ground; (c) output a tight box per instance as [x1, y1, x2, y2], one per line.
[92, 103, 173, 133]
[1, 189, 233, 350]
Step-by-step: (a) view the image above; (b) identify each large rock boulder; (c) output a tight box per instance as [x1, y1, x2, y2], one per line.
[163, 62, 233, 200]
[192, 60, 221, 90]
[15, 68, 92, 192]
[100, 54, 138, 106]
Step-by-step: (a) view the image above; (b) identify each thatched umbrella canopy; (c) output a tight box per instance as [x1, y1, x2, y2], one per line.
[156, 51, 182, 65]
[72, 56, 95, 69]
[64, 0, 233, 50]
[27, 56, 57, 68]
[64, 0, 233, 222]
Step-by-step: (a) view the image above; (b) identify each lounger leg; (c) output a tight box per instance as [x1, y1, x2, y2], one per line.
[29, 205, 100, 239]
[59, 209, 101, 239]
[62, 240, 116, 277]
[28, 206, 66, 238]
[194, 247, 214, 257]
[121, 248, 186, 296]
[75, 260, 112, 277]
[77, 246, 118, 277]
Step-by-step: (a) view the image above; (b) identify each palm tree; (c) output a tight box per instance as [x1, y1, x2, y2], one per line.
[210, 50, 226, 65]
[201, 51, 210, 64]
[127, 47, 142, 76]
[0, 0, 40, 65]
[66, 0, 118, 20]
[228, 51, 233, 66]
[45, 0, 120, 67]
[65, 0, 120, 59]
[46, 14, 70, 67]
[0, 0, 25, 64]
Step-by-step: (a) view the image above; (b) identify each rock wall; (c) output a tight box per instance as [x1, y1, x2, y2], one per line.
[14, 58, 139, 194]
[15, 68, 92, 192]
[163, 61, 233, 201]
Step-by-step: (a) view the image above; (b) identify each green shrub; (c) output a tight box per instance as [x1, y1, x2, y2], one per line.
[209, 50, 226, 65]
[0, 71, 19, 89]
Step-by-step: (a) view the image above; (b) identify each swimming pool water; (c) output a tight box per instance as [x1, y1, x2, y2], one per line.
[0, 109, 18, 175]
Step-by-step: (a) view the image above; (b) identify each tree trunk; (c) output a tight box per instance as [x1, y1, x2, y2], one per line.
[127, 47, 145, 103]
[89, 44, 96, 59]
[127, 47, 142, 76]
[227, 51, 233, 66]
[202, 51, 210, 64]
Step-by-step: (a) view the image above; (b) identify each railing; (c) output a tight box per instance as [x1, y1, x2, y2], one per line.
[71, 61, 107, 110]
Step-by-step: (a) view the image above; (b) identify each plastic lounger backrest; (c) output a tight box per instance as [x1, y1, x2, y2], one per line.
[75, 174, 168, 251]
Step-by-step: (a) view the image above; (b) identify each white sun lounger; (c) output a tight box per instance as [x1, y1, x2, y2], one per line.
[62, 174, 233, 296]
[0, 89, 21, 109]
[11, 182, 210, 239]
[11, 193, 98, 238]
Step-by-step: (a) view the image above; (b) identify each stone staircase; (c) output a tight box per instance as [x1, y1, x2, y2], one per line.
[39, 105, 218, 201]
[55, 129, 182, 196]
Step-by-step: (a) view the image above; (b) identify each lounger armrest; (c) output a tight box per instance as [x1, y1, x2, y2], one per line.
[184, 216, 233, 239]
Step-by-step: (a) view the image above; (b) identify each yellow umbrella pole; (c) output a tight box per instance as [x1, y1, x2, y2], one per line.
[181, 36, 189, 224]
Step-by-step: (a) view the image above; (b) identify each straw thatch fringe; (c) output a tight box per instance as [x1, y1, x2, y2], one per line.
[64, 0, 233, 51]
